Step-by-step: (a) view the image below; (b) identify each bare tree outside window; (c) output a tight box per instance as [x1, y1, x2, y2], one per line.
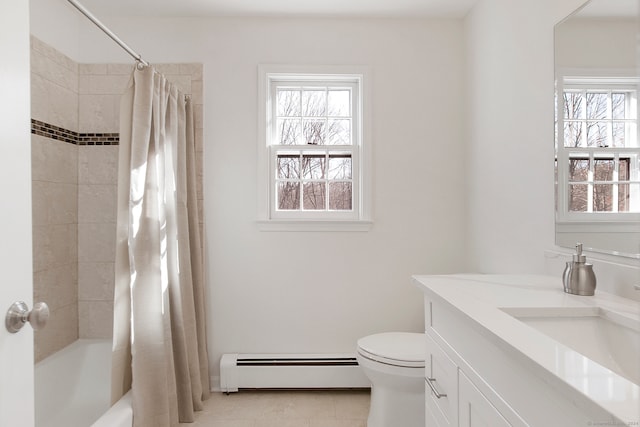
[562, 89, 637, 213]
[275, 86, 353, 211]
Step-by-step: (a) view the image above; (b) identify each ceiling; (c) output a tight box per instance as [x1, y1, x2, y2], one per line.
[79, 0, 477, 18]
[575, 0, 638, 17]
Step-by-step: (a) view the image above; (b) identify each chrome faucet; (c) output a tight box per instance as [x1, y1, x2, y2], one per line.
[562, 243, 596, 296]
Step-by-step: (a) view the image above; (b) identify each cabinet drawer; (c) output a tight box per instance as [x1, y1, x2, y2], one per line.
[425, 333, 458, 427]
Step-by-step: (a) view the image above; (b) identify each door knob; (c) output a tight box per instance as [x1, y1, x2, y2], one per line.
[5, 301, 49, 333]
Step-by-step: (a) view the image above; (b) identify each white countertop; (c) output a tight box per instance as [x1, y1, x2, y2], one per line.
[412, 274, 640, 424]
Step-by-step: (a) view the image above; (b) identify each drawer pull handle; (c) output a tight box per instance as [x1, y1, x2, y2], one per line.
[426, 377, 447, 399]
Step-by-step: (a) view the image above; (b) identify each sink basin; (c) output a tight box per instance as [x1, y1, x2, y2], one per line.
[501, 306, 640, 385]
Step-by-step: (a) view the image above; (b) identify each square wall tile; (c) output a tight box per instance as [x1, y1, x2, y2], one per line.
[78, 184, 117, 224]
[34, 302, 78, 363]
[78, 94, 121, 133]
[31, 73, 78, 131]
[79, 63, 108, 75]
[78, 222, 117, 263]
[32, 223, 77, 273]
[78, 145, 119, 184]
[31, 136, 78, 184]
[78, 262, 115, 301]
[79, 300, 113, 338]
[31, 181, 78, 226]
[33, 263, 78, 311]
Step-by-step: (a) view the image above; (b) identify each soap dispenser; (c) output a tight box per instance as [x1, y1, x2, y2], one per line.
[562, 243, 596, 296]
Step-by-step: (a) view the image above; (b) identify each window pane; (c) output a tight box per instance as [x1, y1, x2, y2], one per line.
[329, 182, 352, 210]
[619, 158, 630, 180]
[302, 155, 325, 179]
[586, 92, 607, 119]
[564, 122, 583, 147]
[619, 183, 630, 212]
[563, 92, 583, 119]
[277, 89, 301, 116]
[303, 182, 325, 210]
[303, 119, 326, 145]
[593, 184, 613, 211]
[328, 90, 350, 117]
[278, 182, 300, 210]
[612, 93, 625, 120]
[569, 184, 588, 212]
[278, 119, 301, 145]
[568, 159, 589, 182]
[594, 159, 614, 182]
[277, 155, 300, 179]
[620, 183, 639, 212]
[328, 155, 352, 179]
[302, 89, 326, 116]
[612, 122, 625, 147]
[327, 119, 351, 145]
[586, 121, 608, 147]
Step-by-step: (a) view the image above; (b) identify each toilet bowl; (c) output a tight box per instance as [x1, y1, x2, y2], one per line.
[356, 332, 426, 427]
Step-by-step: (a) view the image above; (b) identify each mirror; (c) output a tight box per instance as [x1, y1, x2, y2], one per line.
[554, 0, 640, 258]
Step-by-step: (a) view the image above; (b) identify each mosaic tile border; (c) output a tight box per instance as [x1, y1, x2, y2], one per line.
[31, 119, 119, 146]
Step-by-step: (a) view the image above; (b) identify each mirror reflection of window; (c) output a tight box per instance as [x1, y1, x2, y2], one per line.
[553, 0, 640, 257]
[559, 78, 639, 214]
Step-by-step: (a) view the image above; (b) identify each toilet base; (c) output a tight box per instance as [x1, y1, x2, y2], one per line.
[367, 384, 425, 427]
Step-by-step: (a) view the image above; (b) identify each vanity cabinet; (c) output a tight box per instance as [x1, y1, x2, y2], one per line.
[419, 281, 618, 427]
[424, 332, 518, 427]
[458, 371, 511, 427]
[424, 333, 457, 426]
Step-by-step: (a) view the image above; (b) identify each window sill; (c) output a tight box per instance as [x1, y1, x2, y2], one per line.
[257, 219, 373, 232]
[556, 220, 639, 232]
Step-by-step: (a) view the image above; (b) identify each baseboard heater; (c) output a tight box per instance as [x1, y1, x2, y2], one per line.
[219, 353, 370, 393]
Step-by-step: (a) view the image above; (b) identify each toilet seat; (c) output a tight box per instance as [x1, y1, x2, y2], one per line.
[357, 332, 425, 368]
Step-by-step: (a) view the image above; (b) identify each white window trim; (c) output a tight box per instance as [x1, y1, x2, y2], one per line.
[257, 64, 373, 232]
[556, 68, 640, 226]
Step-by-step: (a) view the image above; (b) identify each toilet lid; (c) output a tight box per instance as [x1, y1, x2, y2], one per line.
[357, 332, 425, 368]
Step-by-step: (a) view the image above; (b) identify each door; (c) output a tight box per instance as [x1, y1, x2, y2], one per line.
[0, 1, 35, 426]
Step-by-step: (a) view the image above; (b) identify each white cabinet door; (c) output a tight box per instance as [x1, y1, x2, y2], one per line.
[425, 398, 444, 427]
[425, 334, 458, 426]
[459, 371, 511, 427]
[0, 1, 35, 426]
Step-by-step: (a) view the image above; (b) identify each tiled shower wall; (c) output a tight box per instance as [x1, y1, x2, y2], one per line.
[31, 37, 79, 362]
[31, 36, 204, 362]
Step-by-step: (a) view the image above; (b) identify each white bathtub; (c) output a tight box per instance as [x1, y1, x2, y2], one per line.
[35, 339, 132, 427]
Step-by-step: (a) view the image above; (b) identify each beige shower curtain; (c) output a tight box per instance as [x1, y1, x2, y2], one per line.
[112, 64, 210, 427]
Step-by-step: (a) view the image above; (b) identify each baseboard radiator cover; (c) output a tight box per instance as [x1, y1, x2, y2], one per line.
[219, 353, 370, 393]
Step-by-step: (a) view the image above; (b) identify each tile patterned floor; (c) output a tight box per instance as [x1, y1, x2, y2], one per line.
[179, 390, 370, 427]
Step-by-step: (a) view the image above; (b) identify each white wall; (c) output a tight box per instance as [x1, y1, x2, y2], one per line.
[30, 8, 468, 379]
[465, 0, 639, 296]
[30, 0, 80, 59]
[197, 18, 467, 378]
[555, 17, 637, 69]
[464, 0, 587, 273]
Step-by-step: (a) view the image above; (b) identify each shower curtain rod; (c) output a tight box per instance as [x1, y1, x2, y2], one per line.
[66, 0, 150, 67]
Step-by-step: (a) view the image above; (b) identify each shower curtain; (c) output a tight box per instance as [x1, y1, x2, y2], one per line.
[112, 64, 210, 427]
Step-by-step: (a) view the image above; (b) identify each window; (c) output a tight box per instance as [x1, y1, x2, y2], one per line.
[556, 74, 640, 222]
[258, 66, 371, 231]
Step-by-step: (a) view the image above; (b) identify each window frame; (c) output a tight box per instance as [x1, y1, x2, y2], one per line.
[556, 69, 640, 227]
[257, 65, 372, 231]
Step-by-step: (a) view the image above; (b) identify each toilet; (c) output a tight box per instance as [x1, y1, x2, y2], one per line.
[356, 332, 426, 427]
